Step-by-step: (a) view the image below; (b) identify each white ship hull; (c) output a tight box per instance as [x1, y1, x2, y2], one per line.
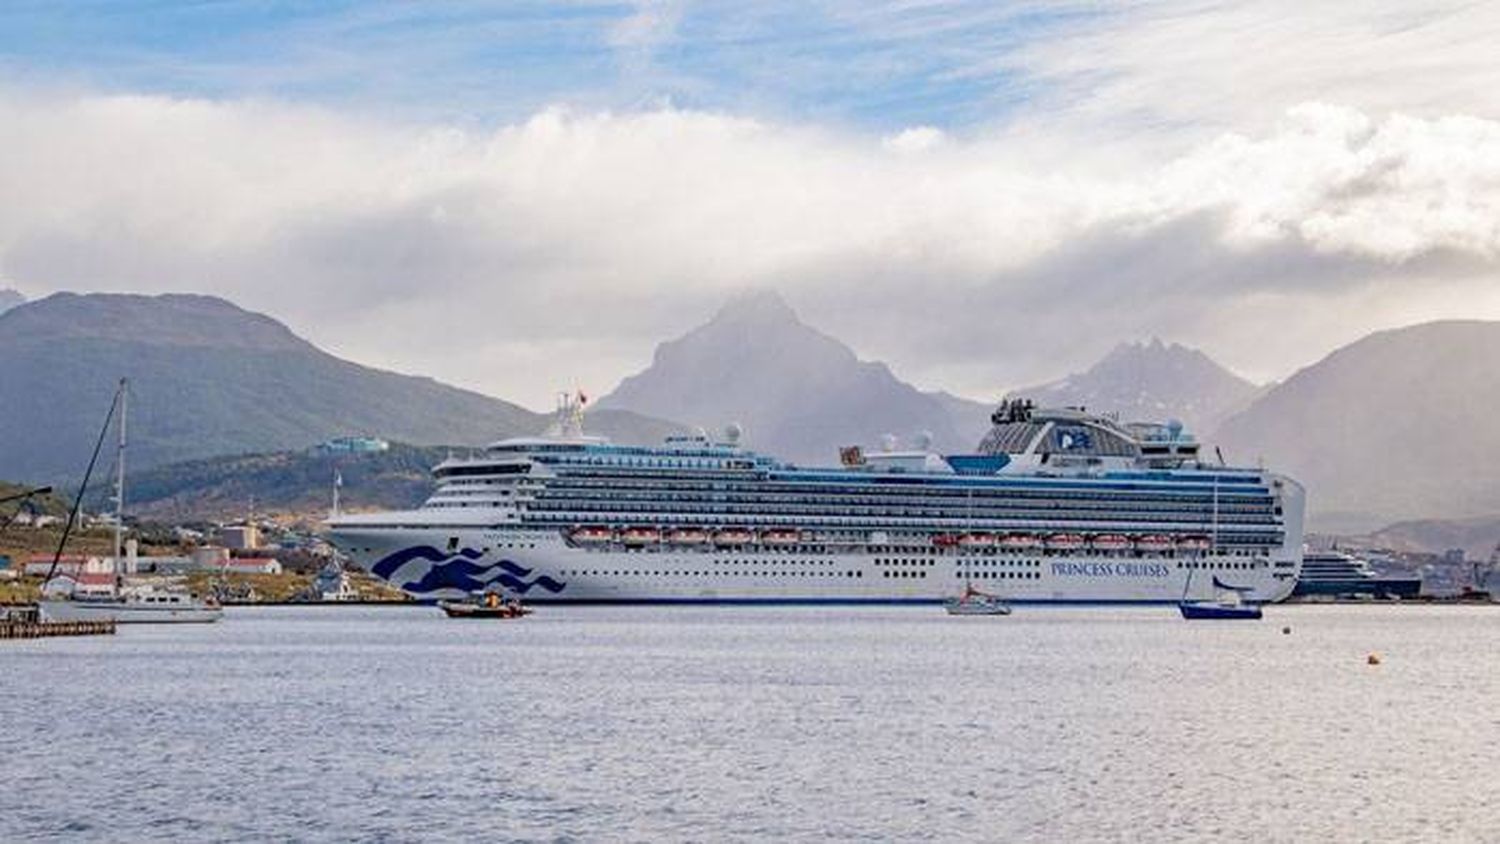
[335, 527, 1299, 605]
[38, 599, 224, 624]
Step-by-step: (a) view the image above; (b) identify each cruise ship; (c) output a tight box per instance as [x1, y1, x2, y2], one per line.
[326, 397, 1305, 604]
[1291, 551, 1422, 600]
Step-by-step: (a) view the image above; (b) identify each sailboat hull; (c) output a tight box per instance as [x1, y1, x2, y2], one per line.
[1178, 602, 1262, 620]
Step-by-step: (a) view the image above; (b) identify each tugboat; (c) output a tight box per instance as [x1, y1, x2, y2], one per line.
[438, 590, 532, 619]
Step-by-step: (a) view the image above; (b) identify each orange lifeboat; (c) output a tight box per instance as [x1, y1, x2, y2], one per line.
[760, 528, 801, 545]
[999, 533, 1040, 550]
[1091, 534, 1131, 551]
[1177, 535, 1212, 552]
[958, 533, 996, 548]
[570, 525, 615, 544]
[714, 528, 754, 546]
[1136, 534, 1174, 552]
[666, 528, 710, 545]
[621, 526, 661, 546]
[1045, 533, 1086, 551]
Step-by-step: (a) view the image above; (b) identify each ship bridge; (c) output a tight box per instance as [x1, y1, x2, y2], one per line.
[977, 400, 1200, 469]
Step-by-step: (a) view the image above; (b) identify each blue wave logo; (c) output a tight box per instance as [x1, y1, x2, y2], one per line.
[371, 546, 566, 597]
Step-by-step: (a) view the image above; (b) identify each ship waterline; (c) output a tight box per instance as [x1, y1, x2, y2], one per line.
[328, 399, 1305, 604]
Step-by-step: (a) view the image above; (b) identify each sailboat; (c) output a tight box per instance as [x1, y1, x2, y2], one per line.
[944, 489, 1012, 616]
[945, 584, 1013, 616]
[37, 379, 223, 624]
[1177, 474, 1260, 619]
[1179, 575, 1263, 620]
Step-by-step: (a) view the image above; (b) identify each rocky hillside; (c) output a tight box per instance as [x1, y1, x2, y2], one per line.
[1006, 338, 1262, 434]
[1213, 320, 1500, 528]
[597, 291, 989, 464]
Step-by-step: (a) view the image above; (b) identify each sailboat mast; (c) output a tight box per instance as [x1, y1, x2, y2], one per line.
[114, 378, 127, 576]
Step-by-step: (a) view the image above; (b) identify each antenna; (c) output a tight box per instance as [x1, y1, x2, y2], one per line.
[114, 378, 128, 577]
[331, 469, 342, 518]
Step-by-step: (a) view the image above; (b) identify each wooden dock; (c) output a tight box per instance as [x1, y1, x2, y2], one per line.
[0, 606, 116, 639]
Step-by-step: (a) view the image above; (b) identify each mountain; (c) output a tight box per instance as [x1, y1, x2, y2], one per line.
[1351, 515, 1500, 559]
[0, 293, 681, 483]
[0, 288, 24, 315]
[597, 291, 991, 464]
[119, 444, 447, 522]
[1213, 320, 1500, 528]
[1005, 339, 1262, 434]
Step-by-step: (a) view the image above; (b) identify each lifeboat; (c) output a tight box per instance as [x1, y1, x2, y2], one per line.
[714, 528, 754, 546]
[666, 528, 710, 545]
[958, 532, 996, 548]
[1135, 534, 1175, 552]
[760, 528, 801, 545]
[1045, 533, 1086, 551]
[620, 526, 661, 546]
[570, 526, 615, 544]
[999, 533, 1041, 550]
[1177, 535, 1212, 552]
[932, 534, 962, 548]
[1091, 534, 1131, 551]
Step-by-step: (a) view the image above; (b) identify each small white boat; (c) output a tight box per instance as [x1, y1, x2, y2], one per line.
[944, 586, 1013, 616]
[39, 585, 223, 624]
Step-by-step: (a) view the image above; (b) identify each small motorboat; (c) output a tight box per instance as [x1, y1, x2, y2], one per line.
[944, 586, 1013, 616]
[439, 592, 532, 619]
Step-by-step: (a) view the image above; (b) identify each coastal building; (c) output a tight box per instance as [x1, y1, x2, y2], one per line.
[220, 524, 260, 550]
[316, 436, 390, 456]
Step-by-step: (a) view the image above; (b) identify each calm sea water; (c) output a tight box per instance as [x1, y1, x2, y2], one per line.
[3, 604, 1498, 842]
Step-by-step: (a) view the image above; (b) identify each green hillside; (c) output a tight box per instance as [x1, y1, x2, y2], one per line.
[0, 292, 681, 484]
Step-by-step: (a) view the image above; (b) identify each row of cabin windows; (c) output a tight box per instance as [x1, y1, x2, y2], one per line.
[1177, 560, 1264, 570]
[542, 482, 1277, 508]
[528, 508, 1278, 529]
[559, 569, 864, 578]
[955, 571, 1040, 581]
[531, 493, 1277, 514]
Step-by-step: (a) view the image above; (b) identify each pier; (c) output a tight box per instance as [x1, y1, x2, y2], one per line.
[0, 606, 116, 639]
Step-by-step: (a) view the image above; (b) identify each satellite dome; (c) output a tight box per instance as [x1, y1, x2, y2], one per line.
[724, 422, 743, 443]
[880, 434, 898, 452]
[913, 430, 934, 450]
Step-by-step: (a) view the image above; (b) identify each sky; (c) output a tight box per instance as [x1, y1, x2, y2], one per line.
[2, 1, 1500, 409]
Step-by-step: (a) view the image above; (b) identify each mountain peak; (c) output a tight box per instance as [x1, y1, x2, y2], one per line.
[599, 291, 972, 463]
[710, 288, 800, 327]
[0, 292, 311, 352]
[1008, 339, 1259, 433]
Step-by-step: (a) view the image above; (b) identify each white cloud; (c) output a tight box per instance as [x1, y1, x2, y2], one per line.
[3, 4, 1500, 409]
